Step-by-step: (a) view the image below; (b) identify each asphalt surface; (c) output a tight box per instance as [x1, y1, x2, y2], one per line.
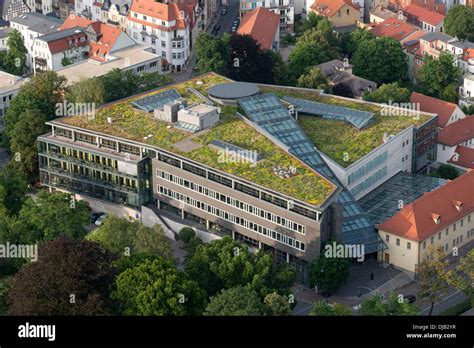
[210, 0, 240, 37]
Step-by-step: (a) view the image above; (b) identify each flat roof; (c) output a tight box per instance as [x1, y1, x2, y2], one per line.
[0, 71, 26, 93]
[54, 73, 337, 206]
[10, 12, 63, 31]
[359, 171, 446, 226]
[208, 82, 259, 100]
[56, 45, 160, 85]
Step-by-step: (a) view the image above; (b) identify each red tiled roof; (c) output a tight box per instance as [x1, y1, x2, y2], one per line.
[438, 116, 474, 146]
[310, 0, 358, 18]
[410, 92, 458, 128]
[449, 145, 474, 169]
[404, 4, 445, 26]
[59, 15, 94, 30]
[237, 8, 279, 50]
[464, 48, 474, 62]
[377, 169, 474, 242]
[47, 32, 88, 54]
[130, 0, 181, 21]
[372, 17, 418, 41]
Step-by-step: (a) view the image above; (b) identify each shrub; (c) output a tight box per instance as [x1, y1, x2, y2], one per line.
[179, 227, 196, 243]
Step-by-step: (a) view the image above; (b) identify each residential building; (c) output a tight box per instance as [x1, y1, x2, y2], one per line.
[403, 4, 445, 32]
[371, 17, 423, 43]
[0, 0, 31, 23]
[237, 7, 280, 51]
[437, 116, 474, 163]
[389, 0, 446, 14]
[0, 71, 27, 143]
[369, 4, 397, 23]
[240, 0, 294, 33]
[309, 0, 360, 31]
[377, 169, 474, 274]
[94, 0, 131, 32]
[127, 0, 197, 72]
[32, 14, 137, 72]
[26, 0, 74, 18]
[9, 12, 63, 70]
[460, 74, 474, 107]
[0, 28, 11, 50]
[410, 92, 465, 128]
[316, 59, 378, 99]
[448, 145, 474, 172]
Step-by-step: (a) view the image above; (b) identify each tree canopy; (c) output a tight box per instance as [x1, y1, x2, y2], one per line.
[417, 52, 462, 102]
[352, 37, 407, 85]
[112, 257, 206, 315]
[8, 236, 116, 315]
[310, 301, 351, 316]
[363, 82, 411, 104]
[444, 5, 474, 41]
[360, 293, 419, 315]
[204, 286, 265, 316]
[297, 67, 332, 92]
[0, 29, 28, 75]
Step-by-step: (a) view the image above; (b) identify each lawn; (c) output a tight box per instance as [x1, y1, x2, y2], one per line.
[259, 85, 431, 167]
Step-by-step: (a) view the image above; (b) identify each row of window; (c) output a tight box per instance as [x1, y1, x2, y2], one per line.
[348, 151, 388, 185]
[157, 151, 320, 221]
[157, 185, 305, 252]
[157, 169, 306, 234]
[350, 166, 388, 197]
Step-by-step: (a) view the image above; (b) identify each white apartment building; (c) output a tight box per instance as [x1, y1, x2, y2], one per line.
[127, 0, 196, 72]
[9, 12, 63, 70]
[0, 72, 27, 143]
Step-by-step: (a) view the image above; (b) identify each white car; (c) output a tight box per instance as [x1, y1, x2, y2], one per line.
[94, 214, 107, 226]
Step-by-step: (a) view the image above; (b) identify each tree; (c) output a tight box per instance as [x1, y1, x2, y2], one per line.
[437, 249, 474, 307]
[288, 41, 332, 80]
[1, 29, 28, 75]
[444, 5, 474, 41]
[298, 20, 340, 58]
[195, 33, 230, 75]
[111, 257, 206, 315]
[309, 242, 351, 295]
[417, 53, 462, 102]
[418, 246, 450, 316]
[4, 71, 66, 148]
[360, 293, 419, 315]
[100, 69, 141, 102]
[8, 236, 116, 315]
[9, 109, 48, 181]
[264, 292, 292, 315]
[0, 277, 12, 315]
[227, 34, 274, 83]
[268, 50, 291, 86]
[430, 164, 460, 180]
[302, 12, 325, 32]
[18, 191, 89, 242]
[310, 301, 351, 316]
[270, 264, 297, 291]
[178, 227, 196, 243]
[0, 163, 29, 215]
[87, 216, 172, 259]
[66, 77, 105, 105]
[363, 82, 411, 104]
[352, 37, 407, 85]
[297, 67, 331, 92]
[341, 28, 375, 58]
[185, 236, 272, 296]
[204, 286, 265, 316]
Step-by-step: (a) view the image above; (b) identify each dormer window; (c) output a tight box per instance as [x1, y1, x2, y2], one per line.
[453, 200, 463, 212]
[431, 213, 441, 225]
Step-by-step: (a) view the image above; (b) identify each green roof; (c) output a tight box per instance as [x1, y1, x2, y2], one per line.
[259, 85, 432, 167]
[57, 73, 336, 206]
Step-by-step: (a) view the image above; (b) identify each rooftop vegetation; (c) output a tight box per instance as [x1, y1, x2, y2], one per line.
[58, 73, 335, 205]
[259, 85, 431, 167]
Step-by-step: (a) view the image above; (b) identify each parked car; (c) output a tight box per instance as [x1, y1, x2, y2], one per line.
[404, 295, 416, 303]
[90, 212, 105, 223]
[94, 213, 107, 226]
[221, 8, 227, 15]
[231, 26, 237, 33]
[232, 18, 239, 26]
